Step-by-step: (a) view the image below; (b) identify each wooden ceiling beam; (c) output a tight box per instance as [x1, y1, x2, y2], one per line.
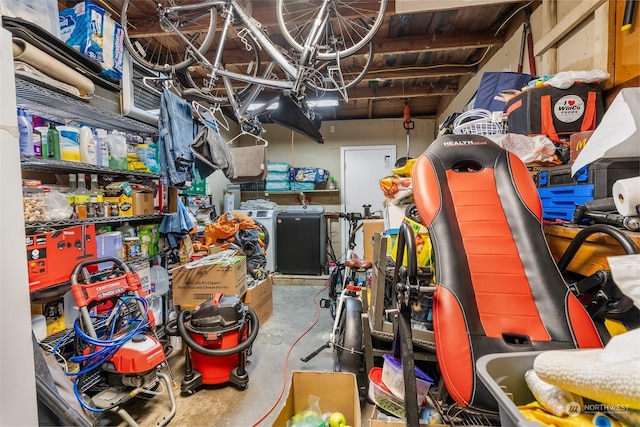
[347, 83, 457, 100]
[373, 32, 503, 55]
[365, 66, 476, 80]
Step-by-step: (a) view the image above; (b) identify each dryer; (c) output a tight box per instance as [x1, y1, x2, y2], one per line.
[232, 209, 281, 272]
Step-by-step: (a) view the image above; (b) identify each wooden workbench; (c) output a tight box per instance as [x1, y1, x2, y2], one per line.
[544, 224, 640, 277]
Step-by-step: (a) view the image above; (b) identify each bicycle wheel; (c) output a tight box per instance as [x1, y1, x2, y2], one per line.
[121, 0, 217, 72]
[180, 28, 262, 101]
[276, 0, 387, 60]
[333, 296, 363, 375]
[306, 41, 373, 94]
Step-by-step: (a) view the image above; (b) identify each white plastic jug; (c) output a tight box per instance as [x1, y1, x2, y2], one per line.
[150, 263, 170, 296]
[107, 130, 128, 169]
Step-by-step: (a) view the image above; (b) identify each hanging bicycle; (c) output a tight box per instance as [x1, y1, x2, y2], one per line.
[121, 0, 387, 143]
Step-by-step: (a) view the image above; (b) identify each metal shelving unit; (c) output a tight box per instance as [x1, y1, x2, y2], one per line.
[20, 155, 159, 179]
[25, 214, 164, 230]
[15, 77, 156, 134]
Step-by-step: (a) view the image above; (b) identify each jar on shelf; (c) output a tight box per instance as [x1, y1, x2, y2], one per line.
[123, 236, 141, 261]
[23, 187, 45, 222]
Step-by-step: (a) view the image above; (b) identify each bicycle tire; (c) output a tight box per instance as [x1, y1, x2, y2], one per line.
[306, 41, 374, 94]
[180, 27, 262, 101]
[121, 0, 217, 72]
[276, 0, 387, 60]
[333, 296, 363, 375]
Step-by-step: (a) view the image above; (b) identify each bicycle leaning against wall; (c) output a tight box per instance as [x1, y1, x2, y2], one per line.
[120, 0, 387, 142]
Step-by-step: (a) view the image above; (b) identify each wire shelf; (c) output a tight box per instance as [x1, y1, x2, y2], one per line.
[25, 215, 164, 230]
[20, 155, 159, 179]
[15, 77, 156, 134]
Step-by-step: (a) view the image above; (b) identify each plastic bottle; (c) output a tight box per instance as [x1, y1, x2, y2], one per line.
[74, 174, 90, 219]
[95, 128, 109, 167]
[33, 127, 43, 157]
[79, 126, 97, 165]
[17, 108, 34, 156]
[107, 130, 128, 170]
[329, 177, 336, 190]
[66, 173, 77, 211]
[150, 262, 170, 296]
[117, 221, 136, 238]
[89, 174, 104, 217]
[48, 122, 61, 160]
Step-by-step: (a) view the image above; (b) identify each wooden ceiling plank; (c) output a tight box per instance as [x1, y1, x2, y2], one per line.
[374, 32, 502, 55]
[348, 83, 457, 100]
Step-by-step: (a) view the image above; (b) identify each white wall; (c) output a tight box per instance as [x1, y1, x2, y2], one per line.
[206, 117, 436, 255]
[0, 28, 39, 426]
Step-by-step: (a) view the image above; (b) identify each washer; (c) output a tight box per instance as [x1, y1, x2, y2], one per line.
[232, 209, 281, 272]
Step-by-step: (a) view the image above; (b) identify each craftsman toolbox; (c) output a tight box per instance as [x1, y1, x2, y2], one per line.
[536, 158, 640, 220]
[505, 83, 604, 142]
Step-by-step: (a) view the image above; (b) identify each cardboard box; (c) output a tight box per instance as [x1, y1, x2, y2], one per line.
[243, 275, 273, 324]
[383, 204, 410, 230]
[363, 219, 385, 261]
[26, 224, 97, 292]
[31, 296, 65, 336]
[273, 371, 361, 427]
[172, 256, 247, 307]
[132, 191, 154, 215]
[135, 263, 151, 296]
[104, 195, 133, 217]
[59, 0, 124, 80]
[569, 130, 595, 163]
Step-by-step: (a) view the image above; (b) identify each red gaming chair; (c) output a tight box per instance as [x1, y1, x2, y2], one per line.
[411, 134, 603, 412]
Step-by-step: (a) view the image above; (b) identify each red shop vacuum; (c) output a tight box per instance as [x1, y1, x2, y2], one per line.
[166, 292, 259, 395]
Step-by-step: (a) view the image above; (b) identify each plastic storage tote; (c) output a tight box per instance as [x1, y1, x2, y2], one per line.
[476, 351, 544, 427]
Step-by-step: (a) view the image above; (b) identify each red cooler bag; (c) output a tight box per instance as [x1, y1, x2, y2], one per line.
[505, 83, 604, 142]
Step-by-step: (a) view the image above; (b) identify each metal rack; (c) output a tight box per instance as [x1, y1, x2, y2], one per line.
[15, 77, 157, 134]
[20, 155, 159, 179]
[25, 215, 164, 230]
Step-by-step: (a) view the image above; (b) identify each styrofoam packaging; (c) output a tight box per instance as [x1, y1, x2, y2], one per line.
[381, 354, 433, 404]
[0, 0, 61, 39]
[59, 1, 124, 80]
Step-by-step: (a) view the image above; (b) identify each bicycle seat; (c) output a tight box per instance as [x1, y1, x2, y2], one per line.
[344, 253, 372, 270]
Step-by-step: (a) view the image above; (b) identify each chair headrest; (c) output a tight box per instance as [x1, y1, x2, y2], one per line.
[425, 134, 504, 172]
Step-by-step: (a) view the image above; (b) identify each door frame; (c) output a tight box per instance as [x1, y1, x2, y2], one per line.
[339, 145, 396, 259]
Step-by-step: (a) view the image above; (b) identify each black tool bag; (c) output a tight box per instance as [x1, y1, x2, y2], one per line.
[505, 83, 604, 142]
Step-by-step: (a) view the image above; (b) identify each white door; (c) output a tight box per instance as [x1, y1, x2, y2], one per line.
[340, 145, 395, 259]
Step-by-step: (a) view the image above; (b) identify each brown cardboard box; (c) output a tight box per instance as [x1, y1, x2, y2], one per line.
[172, 256, 247, 307]
[273, 371, 361, 427]
[243, 275, 273, 324]
[569, 130, 595, 163]
[363, 219, 385, 261]
[132, 191, 155, 215]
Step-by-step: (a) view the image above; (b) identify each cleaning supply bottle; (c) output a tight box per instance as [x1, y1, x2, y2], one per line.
[74, 174, 90, 219]
[107, 130, 128, 169]
[48, 122, 61, 160]
[117, 221, 136, 238]
[17, 108, 34, 155]
[95, 128, 109, 167]
[79, 126, 97, 165]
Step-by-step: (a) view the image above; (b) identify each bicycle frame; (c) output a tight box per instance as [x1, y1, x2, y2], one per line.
[161, 0, 344, 124]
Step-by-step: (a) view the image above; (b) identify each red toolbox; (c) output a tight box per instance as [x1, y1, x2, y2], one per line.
[26, 224, 97, 292]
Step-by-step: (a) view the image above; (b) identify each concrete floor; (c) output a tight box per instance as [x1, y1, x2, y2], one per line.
[99, 283, 376, 427]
